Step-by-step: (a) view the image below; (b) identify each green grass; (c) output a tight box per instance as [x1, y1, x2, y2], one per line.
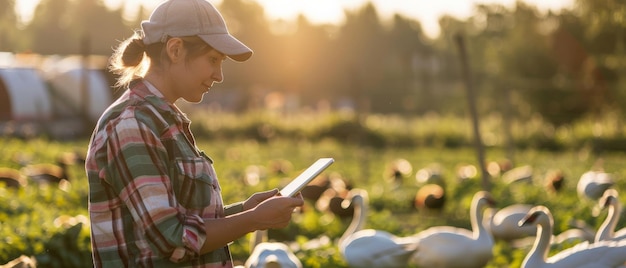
[1, 111, 625, 267]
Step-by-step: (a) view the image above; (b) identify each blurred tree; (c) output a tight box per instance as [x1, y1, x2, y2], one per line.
[575, 0, 626, 54]
[333, 3, 387, 114]
[0, 0, 18, 51]
[26, 0, 78, 54]
[25, 0, 129, 55]
[71, 0, 131, 55]
[280, 16, 336, 106]
[218, 0, 274, 112]
[12, 0, 622, 126]
[498, 3, 588, 126]
[383, 14, 431, 114]
[467, 4, 512, 114]
[549, 11, 613, 116]
[574, 0, 625, 116]
[431, 15, 475, 115]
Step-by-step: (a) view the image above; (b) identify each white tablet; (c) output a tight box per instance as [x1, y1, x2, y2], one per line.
[279, 158, 335, 197]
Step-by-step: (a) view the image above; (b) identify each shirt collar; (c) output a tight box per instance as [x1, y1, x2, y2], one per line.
[130, 79, 191, 125]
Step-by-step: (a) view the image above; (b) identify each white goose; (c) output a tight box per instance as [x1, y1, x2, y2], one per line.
[510, 218, 596, 250]
[519, 205, 626, 268]
[501, 165, 533, 184]
[551, 225, 595, 245]
[409, 191, 496, 268]
[595, 188, 626, 242]
[486, 204, 537, 241]
[339, 189, 418, 268]
[577, 170, 614, 200]
[245, 229, 302, 268]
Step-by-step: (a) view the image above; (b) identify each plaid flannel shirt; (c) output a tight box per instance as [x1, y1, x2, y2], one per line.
[86, 80, 243, 267]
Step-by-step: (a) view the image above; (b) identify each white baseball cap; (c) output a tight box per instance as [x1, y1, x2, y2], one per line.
[141, 0, 253, 62]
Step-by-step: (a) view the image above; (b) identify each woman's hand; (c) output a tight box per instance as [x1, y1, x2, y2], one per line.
[242, 189, 305, 211]
[242, 189, 280, 211]
[250, 193, 304, 230]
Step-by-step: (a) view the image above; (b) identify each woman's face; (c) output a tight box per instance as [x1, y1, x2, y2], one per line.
[170, 44, 226, 103]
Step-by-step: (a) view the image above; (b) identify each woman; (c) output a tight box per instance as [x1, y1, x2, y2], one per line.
[85, 0, 304, 267]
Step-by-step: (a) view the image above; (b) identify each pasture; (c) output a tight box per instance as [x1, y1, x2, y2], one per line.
[0, 113, 625, 267]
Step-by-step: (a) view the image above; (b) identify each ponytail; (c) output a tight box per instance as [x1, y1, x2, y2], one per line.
[109, 31, 150, 89]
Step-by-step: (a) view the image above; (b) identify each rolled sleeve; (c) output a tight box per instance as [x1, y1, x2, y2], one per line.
[170, 214, 207, 262]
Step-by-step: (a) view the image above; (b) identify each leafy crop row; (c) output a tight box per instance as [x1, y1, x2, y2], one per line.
[185, 109, 626, 153]
[1, 111, 625, 267]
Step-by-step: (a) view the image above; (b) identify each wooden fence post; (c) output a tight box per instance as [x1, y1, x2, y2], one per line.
[454, 33, 491, 191]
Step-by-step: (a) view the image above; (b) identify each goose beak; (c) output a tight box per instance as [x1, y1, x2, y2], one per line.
[341, 198, 351, 209]
[519, 213, 534, 227]
[592, 204, 603, 217]
[518, 218, 528, 227]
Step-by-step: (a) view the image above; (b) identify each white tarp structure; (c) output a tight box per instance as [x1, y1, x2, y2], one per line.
[46, 68, 112, 122]
[42, 55, 113, 122]
[0, 53, 114, 138]
[0, 67, 53, 121]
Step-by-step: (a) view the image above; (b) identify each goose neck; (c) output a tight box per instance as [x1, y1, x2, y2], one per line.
[524, 219, 551, 267]
[597, 200, 620, 241]
[339, 196, 366, 245]
[471, 200, 489, 240]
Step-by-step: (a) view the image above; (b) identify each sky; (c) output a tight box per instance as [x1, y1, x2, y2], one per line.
[16, 0, 575, 38]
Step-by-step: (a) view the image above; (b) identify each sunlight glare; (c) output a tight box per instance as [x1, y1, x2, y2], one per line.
[103, 0, 160, 22]
[253, 0, 362, 24]
[15, 0, 40, 24]
[15, 0, 574, 39]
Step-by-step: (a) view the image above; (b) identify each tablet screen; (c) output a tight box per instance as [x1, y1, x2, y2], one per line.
[279, 158, 335, 197]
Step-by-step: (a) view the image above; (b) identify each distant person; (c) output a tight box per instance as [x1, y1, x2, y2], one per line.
[84, 0, 304, 267]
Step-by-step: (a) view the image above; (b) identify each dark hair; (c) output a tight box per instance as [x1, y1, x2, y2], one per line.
[109, 31, 214, 88]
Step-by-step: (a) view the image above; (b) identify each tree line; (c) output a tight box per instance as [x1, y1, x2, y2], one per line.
[1, 0, 624, 127]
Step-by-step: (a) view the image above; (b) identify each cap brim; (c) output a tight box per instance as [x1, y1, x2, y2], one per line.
[199, 34, 252, 62]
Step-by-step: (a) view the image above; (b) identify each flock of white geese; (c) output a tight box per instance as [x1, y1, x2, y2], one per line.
[3, 150, 625, 267]
[238, 167, 626, 268]
[3, 154, 623, 267]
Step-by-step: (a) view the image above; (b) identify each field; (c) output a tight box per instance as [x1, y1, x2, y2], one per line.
[1, 112, 625, 267]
